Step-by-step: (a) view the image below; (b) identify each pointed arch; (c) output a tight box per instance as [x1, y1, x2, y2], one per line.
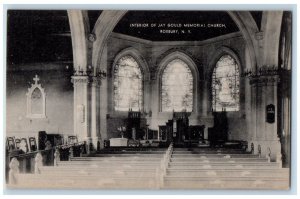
[111, 47, 150, 112]
[26, 75, 46, 119]
[157, 51, 199, 113]
[208, 47, 242, 112]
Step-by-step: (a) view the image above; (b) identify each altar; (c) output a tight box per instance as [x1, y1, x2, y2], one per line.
[109, 138, 128, 147]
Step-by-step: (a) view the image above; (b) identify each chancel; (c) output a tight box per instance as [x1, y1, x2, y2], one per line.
[5, 10, 292, 189]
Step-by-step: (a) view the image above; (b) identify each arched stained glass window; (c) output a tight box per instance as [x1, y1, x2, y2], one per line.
[114, 55, 143, 111]
[161, 59, 193, 112]
[212, 55, 240, 112]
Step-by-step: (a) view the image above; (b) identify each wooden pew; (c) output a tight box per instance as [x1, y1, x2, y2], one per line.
[166, 168, 289, 178]
[11, 173, 159, 189]
[163, 176, 289, 189]
[168, 162, 282, 169]
[8, 144, 289, 190]
[171, 153, 259, 157]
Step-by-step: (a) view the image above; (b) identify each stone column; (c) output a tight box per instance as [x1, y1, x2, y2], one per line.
[71, 75, 91, 144]
[201, 80, 208, 117]
[249, 74, 281, 160]
[90, 76, 101, 149]
[247, 78, 257, 152]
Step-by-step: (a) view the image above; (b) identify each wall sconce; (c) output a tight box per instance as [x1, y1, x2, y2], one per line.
[86, 65, 93, 75]
[74, 66, 86, 76]
[97, 70, 107, 79]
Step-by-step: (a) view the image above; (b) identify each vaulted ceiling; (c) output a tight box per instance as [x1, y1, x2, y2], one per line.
[7, 10, 263, 65]
[113, 11, 239, 41]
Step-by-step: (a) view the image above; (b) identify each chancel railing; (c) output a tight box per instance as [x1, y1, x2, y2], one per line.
[6, 141, 86, 184]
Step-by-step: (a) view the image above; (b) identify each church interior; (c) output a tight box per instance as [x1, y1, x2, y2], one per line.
[5, 10, 292, 189]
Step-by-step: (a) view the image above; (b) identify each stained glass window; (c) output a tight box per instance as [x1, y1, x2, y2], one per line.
[114, 55, 143, 111]
[161, 59, 193, 112]
[212, 55, 240, 112]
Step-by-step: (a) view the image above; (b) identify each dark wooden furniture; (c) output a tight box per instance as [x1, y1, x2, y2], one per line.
[158, 112, 206, 146]
[6, 137, 16, 151]
[158, 125, 168, 141]
[148, 129, 158, 140]
[19, 138, 29, 153]
[173, 112, 189, 145]
[29, 137, 37, 151]
[126, 110, 147, 140]
[15, 138, 21, 150]
[38, 131, 64, 150]
[187, 125, 205, 140]
[68, 136, 78, 144]
[208, 111, 229, 147]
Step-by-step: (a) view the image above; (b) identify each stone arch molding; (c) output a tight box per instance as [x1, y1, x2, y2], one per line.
[156, 51, 200, 113]
[111, 47, 150, 81]
[207, 46, 243, 79]
[156, 51, 200, 81]
[111, 47, 151, 113]
[26, 75, 46, 119]
[208, 47, 242, 111]
[207, 46, 243, 114]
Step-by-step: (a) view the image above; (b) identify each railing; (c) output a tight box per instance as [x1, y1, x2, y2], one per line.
[6, 142, 86, 184]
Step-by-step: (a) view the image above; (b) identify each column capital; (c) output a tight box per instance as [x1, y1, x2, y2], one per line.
[71, 75, 90, 84]
[249, 75, 280, 86]
[90, 76, 102, 87]
[254, 31, 264, 40]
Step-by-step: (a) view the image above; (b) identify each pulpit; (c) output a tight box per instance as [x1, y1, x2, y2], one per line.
[208, 111, 228, 146]
[127, 110, 144, 139]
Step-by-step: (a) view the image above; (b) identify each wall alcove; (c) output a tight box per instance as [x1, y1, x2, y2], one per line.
[26, 75, 46, 119]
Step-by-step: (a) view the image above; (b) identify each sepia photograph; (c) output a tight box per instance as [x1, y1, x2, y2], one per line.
[4, 8, 292, 190]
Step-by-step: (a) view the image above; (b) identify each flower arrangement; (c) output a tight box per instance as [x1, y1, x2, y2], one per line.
[117, 126, 126, 138]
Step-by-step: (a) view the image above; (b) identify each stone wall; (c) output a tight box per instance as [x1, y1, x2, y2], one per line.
[105, 32, 249, 141]
[6, 32, 250, 143]
[6, 62, 74, 138]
